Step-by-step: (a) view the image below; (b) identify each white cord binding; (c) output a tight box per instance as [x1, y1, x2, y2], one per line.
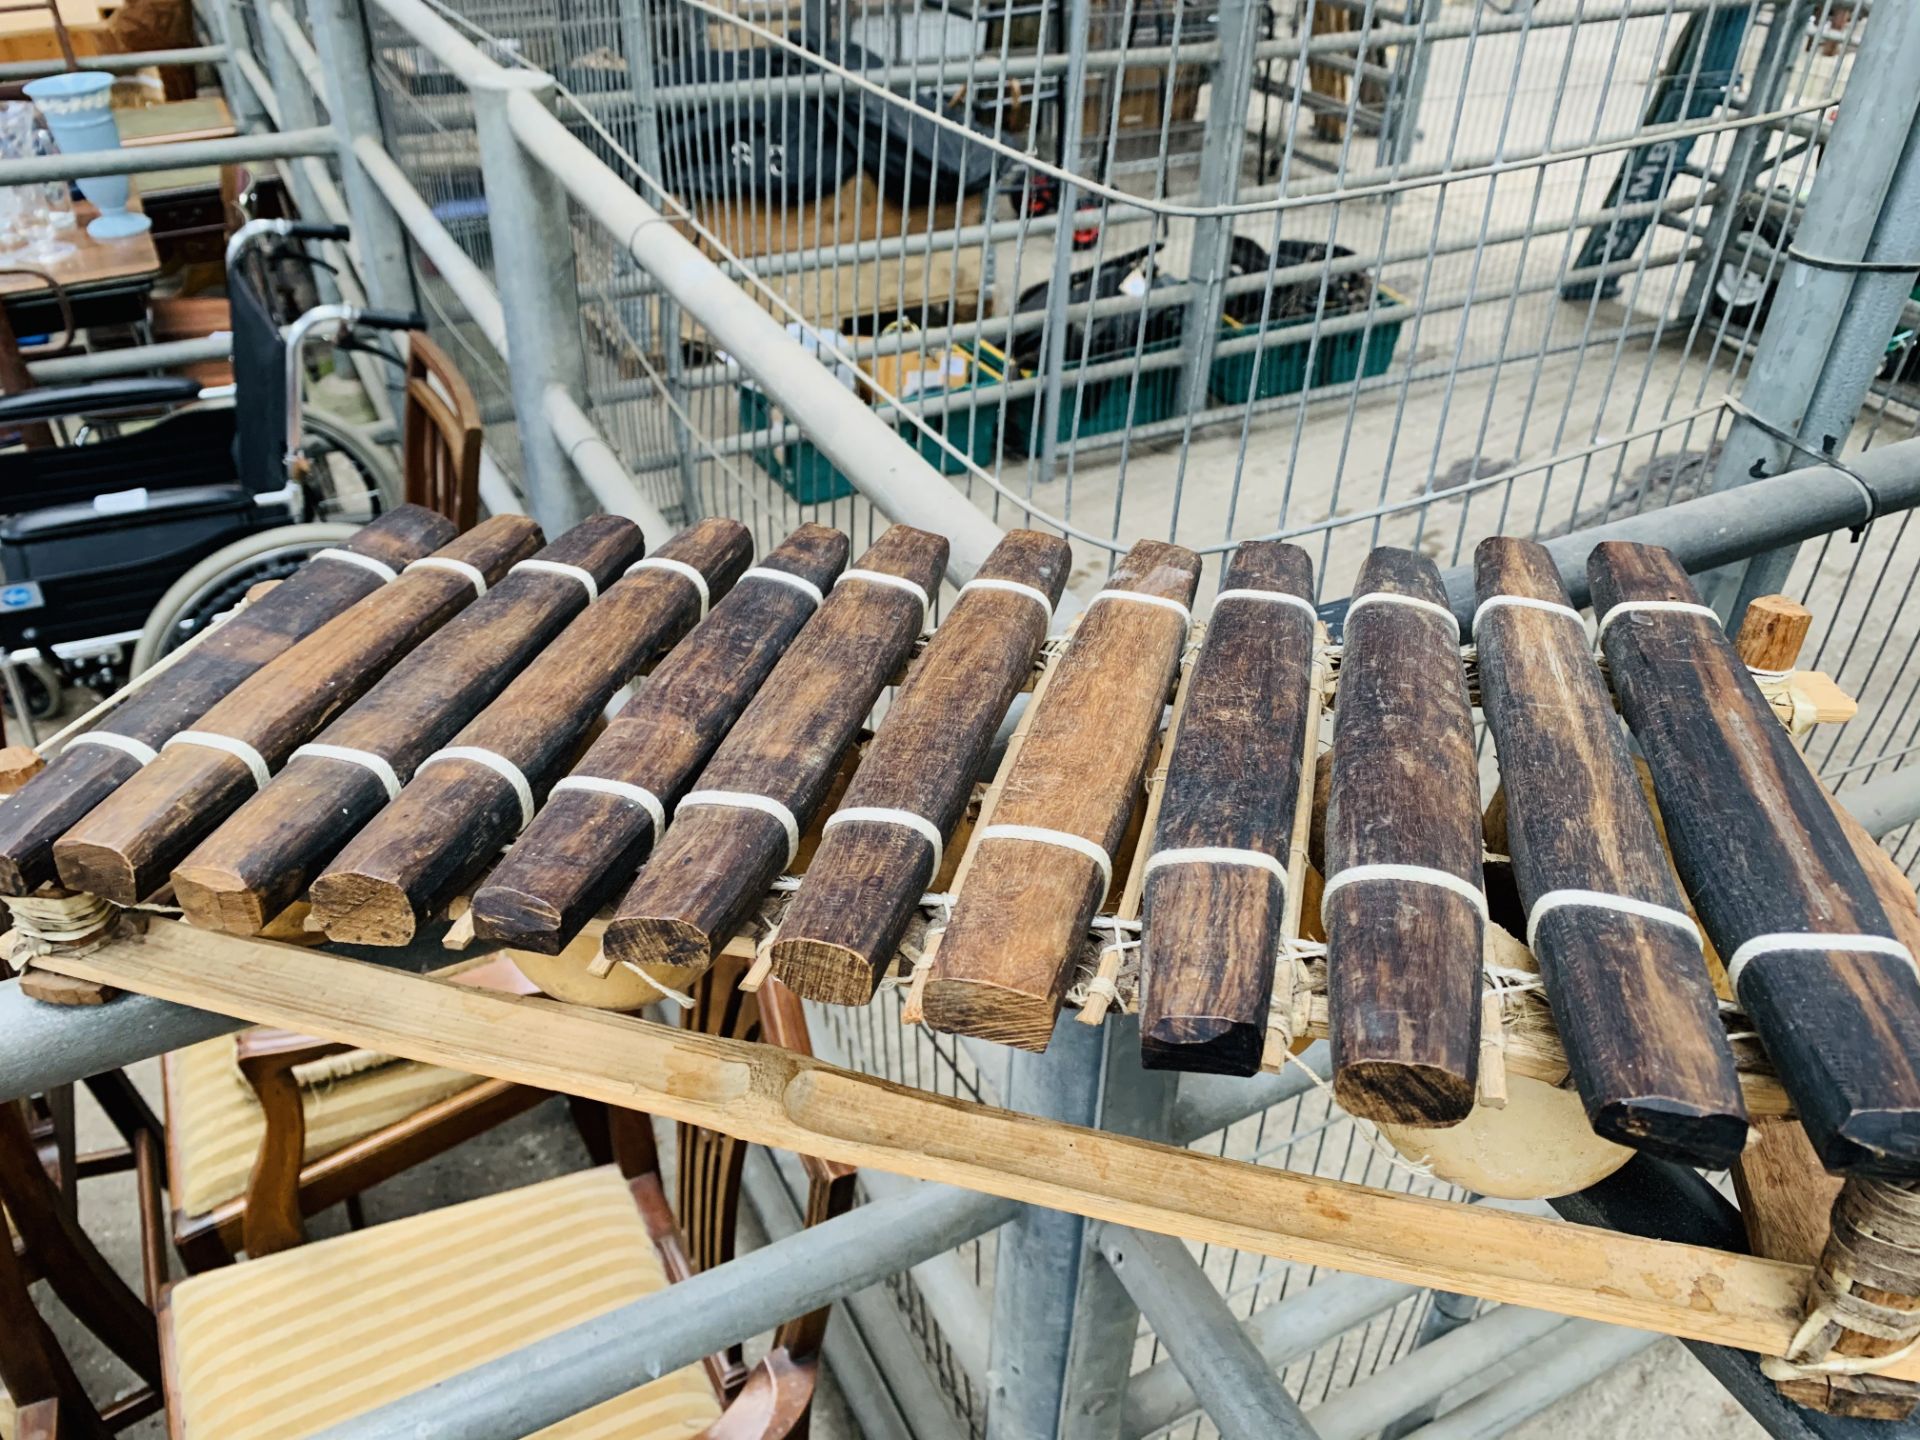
[404, 557, 487, 598]
[824, 806, 945, 876]
[959, 577, 1054, 619]
[1525, 888, 1701, 955]
[63, 732, 157, 767]
[1595, 599, 1721, 642]
[552, 775, 666, 836]
[1212, 589, 1319, 625]
[626, 557, 710, 618]
[839, 569, 932, 630]
[1320, 862, 1488, 923]
[1142, 846, 1288, 886]
[1087, 590, 1192, 630]
[165, 731, 271, 790]
[974, 823, 1113, 894]
[677, 789, 801, 868]
[740, 566, 824, 608]
[1344, 591, 1462, 641]
[290, 743, 402, 801]
[313, 548, 397, 584]
[510, 560, 599, 604]
[418, 746, 535, 831]
[1473, 594, 1585, 631]
[1725, 932, 1920, 992]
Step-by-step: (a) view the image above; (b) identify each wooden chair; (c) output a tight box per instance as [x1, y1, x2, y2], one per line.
[156, 959, 853, 1437]
[158, 955, 569, 1269]
[0, 1096, 166, 1440]
[402, 331, 482, 532]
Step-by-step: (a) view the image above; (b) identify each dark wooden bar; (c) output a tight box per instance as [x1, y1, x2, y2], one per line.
[171, 517, 658, 935]
[600, 525, 950, 974]
[1324, 547, 1483, 1127]
[1590, 541, 1920, 1176]
[50, 515, 524, 905]
[921, 539, 1201, 1052]
[1137, 540, 1318, 1076]
[0, 506, 454, 896]
[1474, 537, 1748, 1167]
[469, 524, 850, 954]
[769, 529, 1071, 1005]
[308, 519, 750, 946]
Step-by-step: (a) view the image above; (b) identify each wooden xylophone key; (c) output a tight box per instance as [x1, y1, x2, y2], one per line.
[1138, 540, 1318, 1076]
[1590, 541, 1920, 1176]
[600, 524, 950, 975]
[307, 517, 750, 946]
[469, 523, 850, 955]
[170, 517, 654, 935]
[51, 514, 534, 905]
[1473, 537, 1748, 1167]
[922, 539, 1201, 1052]
[769, 528, 1071, 1005]
[0, 505, 454, 896]
[1324, 547, 1483, 1126]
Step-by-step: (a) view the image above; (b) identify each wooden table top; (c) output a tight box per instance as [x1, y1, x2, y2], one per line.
[0, 197, 160, 299]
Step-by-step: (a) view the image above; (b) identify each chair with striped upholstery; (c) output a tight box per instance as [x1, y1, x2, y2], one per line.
[157, 961, 855, 1438]
[160, 955, 565, 1268]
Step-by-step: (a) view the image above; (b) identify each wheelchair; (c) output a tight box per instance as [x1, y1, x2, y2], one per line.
[0, 218, 423, 723]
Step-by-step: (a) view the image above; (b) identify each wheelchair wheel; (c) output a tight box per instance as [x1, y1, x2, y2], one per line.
[130, 522, 360, 676]
[302, 408, 402, 518]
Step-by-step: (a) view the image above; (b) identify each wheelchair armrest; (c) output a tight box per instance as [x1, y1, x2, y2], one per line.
[0, 377, 203, 426]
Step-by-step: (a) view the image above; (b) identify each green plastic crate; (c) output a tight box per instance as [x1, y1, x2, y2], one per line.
[1208, 286, 1409, 403]
[1001, 337, 1182, 457]
[738, 385, 855, 504]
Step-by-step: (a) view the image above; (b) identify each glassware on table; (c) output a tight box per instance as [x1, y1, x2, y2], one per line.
[19, 72, 150, 241]
[0, 102, 71, 262]
[35, 127, 77, 233]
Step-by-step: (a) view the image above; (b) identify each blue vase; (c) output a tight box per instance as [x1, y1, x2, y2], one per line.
[22, 71, 150, 240]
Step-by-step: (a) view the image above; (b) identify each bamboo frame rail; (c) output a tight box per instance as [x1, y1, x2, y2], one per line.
[32, 919, 1920, 1380]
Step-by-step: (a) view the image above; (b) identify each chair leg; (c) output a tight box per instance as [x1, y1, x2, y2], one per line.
[0, 1105, 160, 1387]
[569, 1095, 614, 1167]
[345, 1194, 368, 1231]
[0, 1208, 114, 1440]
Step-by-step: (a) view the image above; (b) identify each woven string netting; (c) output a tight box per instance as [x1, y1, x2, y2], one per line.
[1765, 1178, 1920, 1382]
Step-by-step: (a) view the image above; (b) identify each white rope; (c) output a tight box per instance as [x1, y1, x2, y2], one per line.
[63, 732, 156, 767]
[959, 577, 1055, 619]
[1211, 588, 1320, 625]
[290, 743, 402, 801]
[1142, 846, 1289, 887]
[1320, 862, 1488, 924]
[510, 559, 599, 603]
[419, 746, 535, 831]
[1344, 591, 1462, 641]
[1472, 594, 1585, 631]
[313, 548, 397, 584]
[740, 566, 824, 608]
[1087, 590, 1193, 630]
[404, 556, 487, 598]
[1595, 599, 1721, 642]
[164, 731, 271, 789]
[604, 952, 695, 1008]
[626, 557, 710, 617]
[677, 789, 801, 867]
[824, 806, 944, 876]
[839, 568, 932, 630]
[974, 823, 1113, 895]
[552, 775, 666, 835]
[1525, 888, 1701, 956]
[1726, 932, 1920, 993]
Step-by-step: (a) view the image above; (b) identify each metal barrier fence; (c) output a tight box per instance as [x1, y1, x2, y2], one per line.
[10, 1, 1920, 1437]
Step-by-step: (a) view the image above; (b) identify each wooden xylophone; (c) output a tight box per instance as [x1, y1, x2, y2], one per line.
[5, 503, 1918, 1188]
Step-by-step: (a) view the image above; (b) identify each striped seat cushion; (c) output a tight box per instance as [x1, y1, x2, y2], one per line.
[166, 1166, 721, 1438]
[166, 1035, 486, 1217]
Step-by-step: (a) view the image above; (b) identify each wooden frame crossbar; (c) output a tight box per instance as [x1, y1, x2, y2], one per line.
[37, 919, 1916, 1379]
